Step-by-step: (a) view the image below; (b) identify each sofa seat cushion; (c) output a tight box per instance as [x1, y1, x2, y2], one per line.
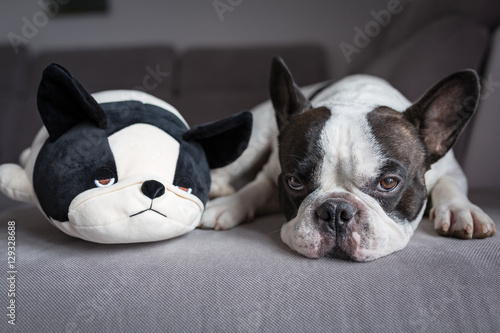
[2, 203, 499, 332]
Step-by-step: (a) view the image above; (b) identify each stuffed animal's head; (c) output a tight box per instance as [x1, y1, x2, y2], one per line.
[0, 63, 252, 243]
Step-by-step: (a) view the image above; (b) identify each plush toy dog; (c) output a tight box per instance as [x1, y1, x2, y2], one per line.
[0, 63, 252, 244]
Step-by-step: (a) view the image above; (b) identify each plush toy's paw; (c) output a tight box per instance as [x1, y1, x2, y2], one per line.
[200, 194, 253, 230]
[430, 200, 496, 239]
[0, 163, 34, 203]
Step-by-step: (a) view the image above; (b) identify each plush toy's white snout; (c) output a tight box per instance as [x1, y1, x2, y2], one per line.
[60, 175, 204, 243]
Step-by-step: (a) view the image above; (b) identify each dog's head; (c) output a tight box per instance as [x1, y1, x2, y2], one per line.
[0, 63, 252, 243]
[270, 57, 480, 261]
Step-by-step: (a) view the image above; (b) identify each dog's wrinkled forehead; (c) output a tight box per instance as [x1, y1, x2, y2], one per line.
[296, 76, 413, 189]
[316, 104, 384, 190]
[279, 102, 387, 191]
[367, 106, 427, 169]
[278, 94, 428, 198]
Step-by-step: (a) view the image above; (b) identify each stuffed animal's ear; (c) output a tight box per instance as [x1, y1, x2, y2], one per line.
[183, 111, 253, 169]
[403, 70, 480, 165]
[0, 164, 35, 203]
[37, 63, 107, 141]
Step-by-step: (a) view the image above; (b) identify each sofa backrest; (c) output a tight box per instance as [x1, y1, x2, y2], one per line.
[358, 15, 491, 165]
[2, 45, 176, 166]
[0, 44, 30, 164]
[0, 44, 328, 167]
[172, 44, 327, 126]
[463, 25, 500, 192]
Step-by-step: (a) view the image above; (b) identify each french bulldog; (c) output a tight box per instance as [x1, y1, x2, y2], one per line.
[200, 57, 496, 261]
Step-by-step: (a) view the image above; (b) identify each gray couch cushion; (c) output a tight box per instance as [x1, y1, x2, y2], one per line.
[360, 16, 490, 164]
[360, 16, 489, 102]
[0, 44, 29, 165]
[12, 45, 177, 168]
[0, 45, 28, 211]
[464, 25, 500, 192]
[0, 45, 27, 94]
[378, 0, 500, 53]
[2, 204, 499, 332]
[28, 45, 176, 99]
[174, 45, 327, 125]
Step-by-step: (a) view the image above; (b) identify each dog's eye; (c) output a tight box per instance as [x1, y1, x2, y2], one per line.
[94, 178, 116, 188]
[287, 176, 304, 191]
[379, 177, 399, 191]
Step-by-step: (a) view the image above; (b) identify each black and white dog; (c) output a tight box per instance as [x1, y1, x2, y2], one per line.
[201, 57, 496, 261]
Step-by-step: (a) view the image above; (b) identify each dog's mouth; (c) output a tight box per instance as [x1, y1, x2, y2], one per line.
[326, 242, 352, 260]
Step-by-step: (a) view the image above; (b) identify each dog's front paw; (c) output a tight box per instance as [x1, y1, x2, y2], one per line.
[200, 195, 254, 230]
[430, 201, 496, 239]
[208, 179, 235, 199]
[208, 170, 235, 199]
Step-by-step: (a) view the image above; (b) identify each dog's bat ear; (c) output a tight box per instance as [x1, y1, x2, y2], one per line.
[269, 56, 312, 130]
[183, 111, 253, 169]
[37, 63, 107, 141]
[404, 69, 480, 165]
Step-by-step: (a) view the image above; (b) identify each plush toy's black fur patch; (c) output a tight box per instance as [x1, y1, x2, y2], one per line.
[37, 64, 107, 141]
[34, 122, 118, 222]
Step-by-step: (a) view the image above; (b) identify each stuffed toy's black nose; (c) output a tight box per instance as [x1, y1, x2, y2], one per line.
[141, 180, 165, 199]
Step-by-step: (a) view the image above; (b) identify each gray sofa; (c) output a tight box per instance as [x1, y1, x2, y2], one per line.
[1, 9, 500, 333]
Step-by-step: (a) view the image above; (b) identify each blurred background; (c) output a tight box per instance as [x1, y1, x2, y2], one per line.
[0, 0, 499, 211]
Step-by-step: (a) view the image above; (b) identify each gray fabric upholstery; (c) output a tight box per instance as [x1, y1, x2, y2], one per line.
[0, 44, 327, 213]
[360, 16, 489, 102]
[28, 45, 176, 100]
[174, 45, 327, 125]
[359, 16, 490, 165]
[1, 10, 500, 333]
[378, 0, 500, 51]
[11, 45, 176, 168]
[347, 0, 500, 75]
[464, 25, 500, 191]
[1, 204, 499, 332]
[0, 45, 29, 165]
[0, 45, 30, 212]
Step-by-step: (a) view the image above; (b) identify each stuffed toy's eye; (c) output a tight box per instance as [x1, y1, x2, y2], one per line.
[94, 178, 116, 188]
[92, 167, 117, 188]
[175, 186, 193, 194]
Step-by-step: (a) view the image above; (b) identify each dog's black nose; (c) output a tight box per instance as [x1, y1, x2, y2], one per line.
[141, 180, 165, 199]
[316, 200, 356, 230]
